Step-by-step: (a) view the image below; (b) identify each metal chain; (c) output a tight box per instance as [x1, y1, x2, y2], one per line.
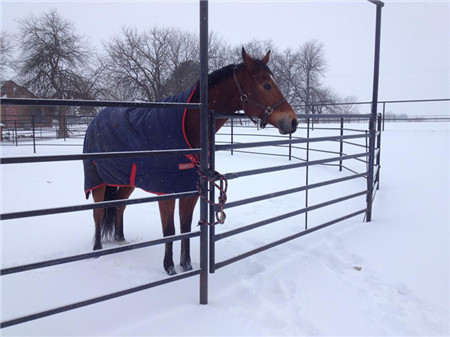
[196, 167, 228, 226]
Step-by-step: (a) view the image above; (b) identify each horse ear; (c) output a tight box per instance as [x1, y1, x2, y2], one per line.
[242, 47, 256, 72]
[261, 50, 271, 65]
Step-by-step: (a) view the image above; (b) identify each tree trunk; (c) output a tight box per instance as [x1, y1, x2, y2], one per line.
[56, 106, 69, 139]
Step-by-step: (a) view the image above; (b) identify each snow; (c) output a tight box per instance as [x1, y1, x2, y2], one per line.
[1, 121, 449, 336]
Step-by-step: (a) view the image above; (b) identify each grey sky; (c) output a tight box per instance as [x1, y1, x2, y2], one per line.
[1, 0, 449, 116]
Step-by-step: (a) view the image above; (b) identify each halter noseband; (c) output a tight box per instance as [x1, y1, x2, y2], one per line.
[233, 71, 287, 129]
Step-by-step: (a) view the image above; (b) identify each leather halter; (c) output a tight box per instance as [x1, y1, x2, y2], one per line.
[233, 71, 287, 129]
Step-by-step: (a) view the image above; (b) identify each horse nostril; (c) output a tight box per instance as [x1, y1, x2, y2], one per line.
[291, 118, 298, 132]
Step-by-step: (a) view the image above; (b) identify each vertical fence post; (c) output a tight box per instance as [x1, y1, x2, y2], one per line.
[230, 119, 234, 156]
[305, 117, 310, 230]
[339, 117, 344, 171]
[32, 114, 36, 154]
[376, 113, 382, 189]
[289, 133, 292, 161]
[199, 0, 209, 305]
[63, 114, 67, 142]
[209, 110, 216, 274]
[366, 0, 384, 222]
[14, 120, 18, 146]
[382, 101, 386, 131]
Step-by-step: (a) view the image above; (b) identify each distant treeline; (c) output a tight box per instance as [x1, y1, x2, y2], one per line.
[1, 9, 359, 117]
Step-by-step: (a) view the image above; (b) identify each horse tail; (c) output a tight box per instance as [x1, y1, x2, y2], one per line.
[101, 186, 118, 241]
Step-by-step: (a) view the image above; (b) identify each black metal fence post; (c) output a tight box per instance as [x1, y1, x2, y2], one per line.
[339, 117, 344, 171]
[32, 114, 36, 154]
[288, 133, 292, 160]
[305, 117, 310, 230]
[14, 120, 18, 146]
[209, 110, 216, 274]
[63, 114, 67, 141]
[231, 119, 234, 155]
[366, 0, 384, 222]
[199, 0, 209, 305]
[376, 113, 382, 189]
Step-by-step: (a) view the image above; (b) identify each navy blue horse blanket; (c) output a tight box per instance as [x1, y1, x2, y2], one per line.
[83, 86, 198, 198]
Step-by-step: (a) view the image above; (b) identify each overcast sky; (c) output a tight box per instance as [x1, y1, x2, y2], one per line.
[1, 0, 449, 116]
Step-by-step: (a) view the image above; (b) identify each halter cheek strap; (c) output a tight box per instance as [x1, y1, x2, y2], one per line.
[233, 71, 287, 129]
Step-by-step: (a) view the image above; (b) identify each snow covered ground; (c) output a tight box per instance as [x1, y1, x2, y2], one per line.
[1, 121, 449, 336]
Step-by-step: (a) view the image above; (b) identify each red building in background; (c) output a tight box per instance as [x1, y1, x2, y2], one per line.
[1, 80, 51, 128]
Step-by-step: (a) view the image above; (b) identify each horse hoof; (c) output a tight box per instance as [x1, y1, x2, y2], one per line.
[114, 235, 126, 243]
[166, 266, 177, 276]
[181, 262, 193, 272]
[115, 237, 128, 245]
[93, 243, 102, 250]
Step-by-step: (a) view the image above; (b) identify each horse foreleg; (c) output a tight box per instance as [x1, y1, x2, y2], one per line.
[114, 186, 135, 243]
[179, 195, 199, 272]
[92, 185, 106, 250]
[158, 199, 176, 275]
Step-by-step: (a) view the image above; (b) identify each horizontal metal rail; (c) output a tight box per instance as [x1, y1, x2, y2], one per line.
[0, 97, 202, 109]
[223, 173, 366, 210]
[214, 112, 373, 120]
[224, 152, 368, 180]
[216, 133, 369, 152]
[297, 113, 372, 119]
[0, 231, 200, 276]
[214, 209, 367, 271]
[342, 140, 368, 149]
[289, 144, 341, 156]
[340, 165, 362, 175]
[0, 148, 201, 165]
[229, 149, 292, 160]
[0, 268, 200, 329]
[292, 97, 449, 108]
[215, 191, 367, 242]
[0, 191, 198, 221]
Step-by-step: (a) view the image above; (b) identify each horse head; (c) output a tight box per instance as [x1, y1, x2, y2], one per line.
[235, 48, 298, 134]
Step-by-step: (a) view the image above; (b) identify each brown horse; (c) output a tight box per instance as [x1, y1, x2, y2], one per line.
[84, 48, 298, 275]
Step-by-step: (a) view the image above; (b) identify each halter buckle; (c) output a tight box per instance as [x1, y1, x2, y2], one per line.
[264, 106, 274, 117]
[240, 94, 248, 103]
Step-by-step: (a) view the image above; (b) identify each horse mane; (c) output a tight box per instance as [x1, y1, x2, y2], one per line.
[191, 60, 273, 101]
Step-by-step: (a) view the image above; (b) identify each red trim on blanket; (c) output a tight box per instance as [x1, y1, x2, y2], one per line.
[182, 86, 199, 165]
[130, 163, 137, 186]
[178, 162, 196, 170]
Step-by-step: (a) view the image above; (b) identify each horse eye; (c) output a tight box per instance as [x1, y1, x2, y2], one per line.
[263, 83, 272, 90]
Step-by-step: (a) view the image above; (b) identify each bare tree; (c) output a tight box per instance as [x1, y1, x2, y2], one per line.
[101, 27, 237, 101]
[208, 31, 234, 71]
[16, 9, 90, 137]
[298, 40, 327, 115]
[0, 31, 16, 81]
[165, 30, 199, 94]
[271, 48, 304, 106]
[236, 39, 275, 61]
[102, 26, 178, 101]
[337, 95, 360, 115]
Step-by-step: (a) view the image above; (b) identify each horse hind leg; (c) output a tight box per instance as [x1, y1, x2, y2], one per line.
[114, 186, 135, 243]
[179, 195, 199, 272]
[92, 185, 107, 250]
[158, 199, 176, 275]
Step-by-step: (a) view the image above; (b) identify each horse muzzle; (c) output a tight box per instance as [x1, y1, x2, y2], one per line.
[276, 115, 298, 135]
